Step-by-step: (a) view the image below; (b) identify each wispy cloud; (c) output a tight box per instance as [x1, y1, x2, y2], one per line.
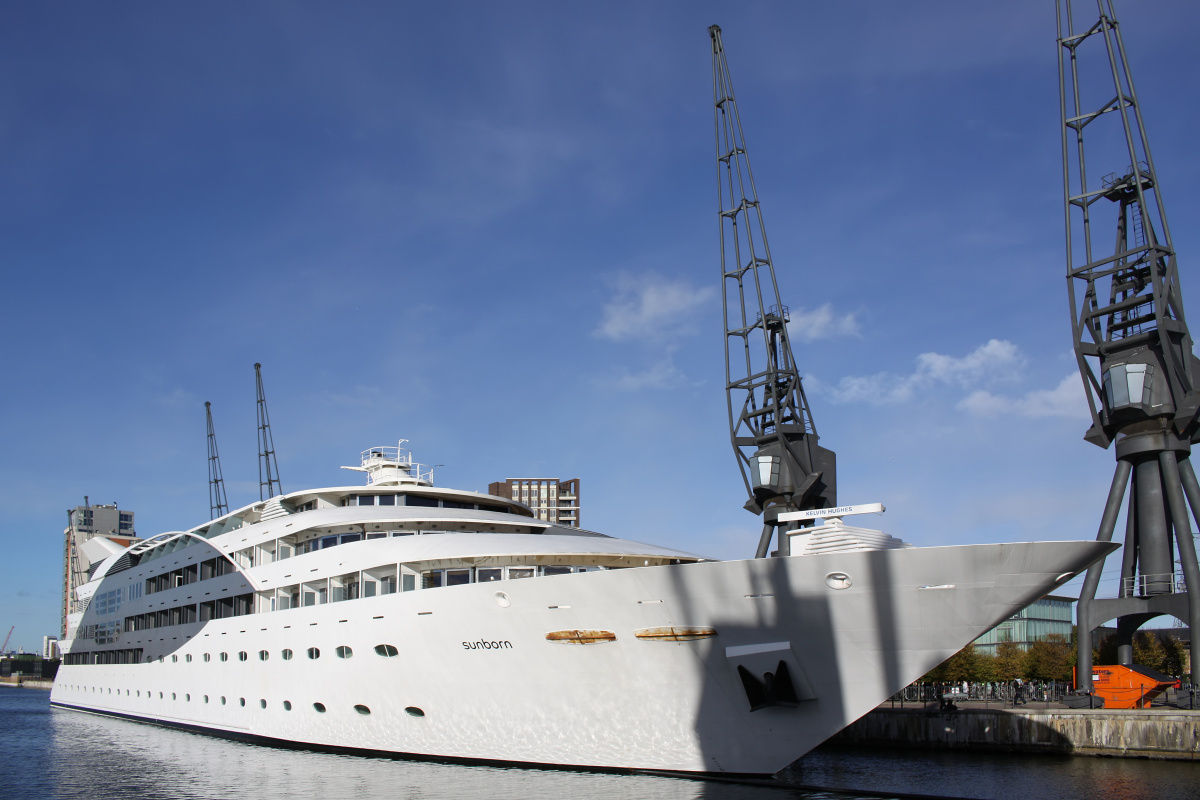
[594, 273, 715, 343]
[787, 303, 861, 342]
[816, 339, 1025, 405]
[611, 354, 689, 392]
[958, 374, 1089, 420]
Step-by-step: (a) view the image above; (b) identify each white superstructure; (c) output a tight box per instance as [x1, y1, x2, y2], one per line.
[51, 444, 1115, 775]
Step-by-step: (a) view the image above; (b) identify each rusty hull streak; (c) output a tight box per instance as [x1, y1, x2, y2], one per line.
[545, 629, 617, 644]
[634, 626, 718, 641]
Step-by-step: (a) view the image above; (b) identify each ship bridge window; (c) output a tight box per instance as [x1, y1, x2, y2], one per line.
[378, 495, 395, 506]
[358, 495, 375, 506]
[407, 496, 438, 508]
[442, 500, 474, 510]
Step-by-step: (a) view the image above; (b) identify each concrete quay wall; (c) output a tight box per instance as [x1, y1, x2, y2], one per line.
[830, 707, 1200, 760]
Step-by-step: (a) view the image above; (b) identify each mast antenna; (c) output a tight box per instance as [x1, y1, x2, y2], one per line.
[710, 25, 836, 559]
[255, 362, 283, 500]
[1058, 0, 1200, 691]
[206, 401, 229, 519]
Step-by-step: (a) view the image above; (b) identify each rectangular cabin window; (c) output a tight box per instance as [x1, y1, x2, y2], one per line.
[446, 569, 471, 586]
[422, 571, 443, 590]
[320, 536, 339, 549]
[367, 533, 386, 540]
[303, 592, 316, 607]
[358, 495, 375, 506]
[340, 534, 362, 545]
[543, 566, 572, 576]
[477, 568, 502, 583]
[407, 496, 438, 508]
[278, 544, 293, 560]
[508, 567, 535, 580]
[378, 495, 395, 506]
[442, 500, 474, 510]
[402, 574, 415, 592]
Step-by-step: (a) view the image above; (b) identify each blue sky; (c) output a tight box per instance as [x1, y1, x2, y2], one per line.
[2, 1, 1198, 653]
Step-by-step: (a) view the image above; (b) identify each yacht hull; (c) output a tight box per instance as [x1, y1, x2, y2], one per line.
[51, 539, 1112, 774]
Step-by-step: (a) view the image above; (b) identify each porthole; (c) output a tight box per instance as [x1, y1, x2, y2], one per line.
[307, 647, 320, 660]
[282, 649, 293, 660]
[336, 646, 353, 659]
[204, 695, 209, 703]
[260, 699, 267, 709]
[239, 697, 246, 707]
[405, 706, 425, 717]
[204, 653, 211, 662]
[283, 700, 292, 711]
[221, 696, 226, 705]
[220, 652, 228, 662]
[185, 654, 192, 663]
[354, 704, 371, 716]
[374, 644, 398, 658]
[171, 655, 178, 663]
[238, 651, 248, 662]
[313, 702, 326, 713]
[158, 692, 163, 699]
[136, 690, 141, 697]
[172, 693, 176, 700]
[186, 694, 191, 701]
[258, 650, 269, 661]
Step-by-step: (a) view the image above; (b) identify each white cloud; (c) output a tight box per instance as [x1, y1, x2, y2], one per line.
[611, 358, 689, 392]
[594, 273, 715, 343]
[787, 303, 861, 342]
[819, 339, 1026, 405]
[958, 374, 1089, 420]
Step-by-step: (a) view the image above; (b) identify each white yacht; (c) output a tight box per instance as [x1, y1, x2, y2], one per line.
[51, 443, 1114, 775]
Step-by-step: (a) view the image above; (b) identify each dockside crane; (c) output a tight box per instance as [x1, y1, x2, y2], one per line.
[255, 363, 283, 500]
[710, 26, 836, 558]
[1058, 0, 1200, 691]
[206, 401, 229, 519]
[1, 626, 12, 654]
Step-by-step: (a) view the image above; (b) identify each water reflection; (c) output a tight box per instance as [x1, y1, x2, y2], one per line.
[6, 689, 1197, 800]
[2, 691, 845, 800]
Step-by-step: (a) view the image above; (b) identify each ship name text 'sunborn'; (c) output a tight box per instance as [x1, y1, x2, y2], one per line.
[463, 640, 513, 650]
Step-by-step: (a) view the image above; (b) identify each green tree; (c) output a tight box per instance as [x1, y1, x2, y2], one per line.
[1026, 634, 1073, 681]
[974, 650, 999, 682]
[993, 641, 1026, 681]
[943, 643, 980, 683]
[1133, 630, 1167, 671]
[1095, 632, 1119, 665]
[1161, 634, 1188, 677]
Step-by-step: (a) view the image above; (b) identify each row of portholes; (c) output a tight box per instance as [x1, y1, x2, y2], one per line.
[65, 686, 426, 719]
[164, 644, 401, 663]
